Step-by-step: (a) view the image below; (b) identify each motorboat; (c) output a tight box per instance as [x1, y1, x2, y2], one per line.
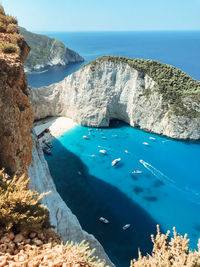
[125, 150, 129, 153]
[142, 142, 149, 146]
[149, 137, 156, 140]
[99, 149, 106, 154]
[44, 141, 53, 148]
[132, 170, 142, 174]
[42, 146, 52, 155]
[139, 159, 144, 164]
[99, 217, 109, 224]
[83, 135, 89, 139]
[123, 224, 131, 230]
[112, 158, 121, 166]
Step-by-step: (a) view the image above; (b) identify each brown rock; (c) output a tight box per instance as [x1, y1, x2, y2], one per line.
[9, 232, 15, 240]
[32, 238, 43, 246]
[0, 32, 34, 176]
[0, 243, 7, 253]
[29, 232, 36, 239]
[24, 239, 30, 244]
[14, 234, 23, 243]
[0, 235, 10, 243]
[37, 233, 45, 240]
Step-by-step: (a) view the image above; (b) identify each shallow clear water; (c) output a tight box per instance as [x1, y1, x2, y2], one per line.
[45, 121, 200, 267]
[27, 31, 200, 87]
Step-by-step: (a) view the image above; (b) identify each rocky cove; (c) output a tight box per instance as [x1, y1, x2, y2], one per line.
[28, 56, 200, 140]
[0, 5, 200, 265]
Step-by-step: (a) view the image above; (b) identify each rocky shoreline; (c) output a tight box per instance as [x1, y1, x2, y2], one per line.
[28, 56, 200, 140]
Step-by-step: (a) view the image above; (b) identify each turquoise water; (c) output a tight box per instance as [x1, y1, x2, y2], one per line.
[28, 31, 200, 266]
[45, 121, 200, 267]
[27, 31, 200, 87]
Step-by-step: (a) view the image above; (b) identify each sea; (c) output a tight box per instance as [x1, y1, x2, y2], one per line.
[27, 31, 200, 267]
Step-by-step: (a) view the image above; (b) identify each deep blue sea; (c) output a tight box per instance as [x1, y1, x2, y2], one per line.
[28, 31, 200, 267]
[27, 31, 200, 87]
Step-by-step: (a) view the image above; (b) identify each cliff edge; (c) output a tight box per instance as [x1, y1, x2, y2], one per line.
[19, 27, 84, 72]
[28, 56, 200, 140]
[0, 15, 34, 175]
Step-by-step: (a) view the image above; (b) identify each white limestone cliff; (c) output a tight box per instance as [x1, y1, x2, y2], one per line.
[28, 58, 200, 140]
[28, 132, 114, 267]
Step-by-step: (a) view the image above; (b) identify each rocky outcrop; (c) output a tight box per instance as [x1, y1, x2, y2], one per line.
[19, 27, 84, 72]
[28, 56, 200, 140]
[0, 35, 34, 175]
[28, 132, 114, 267]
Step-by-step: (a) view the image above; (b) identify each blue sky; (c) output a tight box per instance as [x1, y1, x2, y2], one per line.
[1, 0, 200, 31]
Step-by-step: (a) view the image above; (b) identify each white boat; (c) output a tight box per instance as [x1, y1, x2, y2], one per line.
[139, 159, 144, 164]
[125, 150, 128, 153]
[99, 217, 109, 224]
[123, 224, 131, 230]
[112, 158, 121, 166]
[132, 170, 142, 174]
[149, 137, 156, 140]
[142, 142, 149, 146]
[83, 135, 89, 139]
[99, 149, 106, 154]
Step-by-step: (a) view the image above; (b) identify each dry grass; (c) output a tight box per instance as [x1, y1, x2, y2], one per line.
[0, 5, 21, 55]
[0, 169, 51, 232]
[131, 225, 200, 266]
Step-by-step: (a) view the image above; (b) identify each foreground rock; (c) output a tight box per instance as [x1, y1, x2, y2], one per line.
[19, 27, 84, 72]
[28, 132, 114, 267]
[0, 33, 34, 175]
[28, 56, 200, 140]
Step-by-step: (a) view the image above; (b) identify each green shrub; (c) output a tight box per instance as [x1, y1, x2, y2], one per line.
[0, 42, 19, 54]
[85, 56, 200, 117]
[0, 169, 51, 232]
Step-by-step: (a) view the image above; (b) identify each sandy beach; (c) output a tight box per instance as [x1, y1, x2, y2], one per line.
[33, 116, 77, 144]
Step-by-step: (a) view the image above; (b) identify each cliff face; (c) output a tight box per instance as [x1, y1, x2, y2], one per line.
[28, 56, 200, 140]
[19, 27, 84, 72]
[28, 132, 114, 267]
[0, 35, 34, 175]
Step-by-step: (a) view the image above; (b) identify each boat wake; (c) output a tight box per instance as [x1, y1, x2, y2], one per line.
[140, 160, 200, 205]
[139, 160, 175, 184]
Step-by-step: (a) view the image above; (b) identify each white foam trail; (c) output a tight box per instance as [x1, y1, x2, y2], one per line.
[139, 160, 175, 184]
[140, 160, 200, 205]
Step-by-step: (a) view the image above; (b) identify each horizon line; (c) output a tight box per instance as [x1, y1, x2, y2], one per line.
[29, 29, 200, 33]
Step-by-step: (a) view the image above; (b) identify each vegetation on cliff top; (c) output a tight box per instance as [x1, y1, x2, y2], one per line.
[0, 5, 23, 54]
[86, 56, 200, 117]
[19, 26, 67, 69]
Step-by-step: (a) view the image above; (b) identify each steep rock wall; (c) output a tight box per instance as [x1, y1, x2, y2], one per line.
[28, 58, 200, 140]
[28, 132, 114, 267]
[19, 27, 84, 72]
[0, 36, 34, 175]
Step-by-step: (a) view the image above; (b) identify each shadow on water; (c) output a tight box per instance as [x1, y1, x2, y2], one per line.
[45, 137, 163, 267]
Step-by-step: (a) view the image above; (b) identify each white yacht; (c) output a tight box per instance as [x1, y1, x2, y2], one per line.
[112, 158, 121, 166]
